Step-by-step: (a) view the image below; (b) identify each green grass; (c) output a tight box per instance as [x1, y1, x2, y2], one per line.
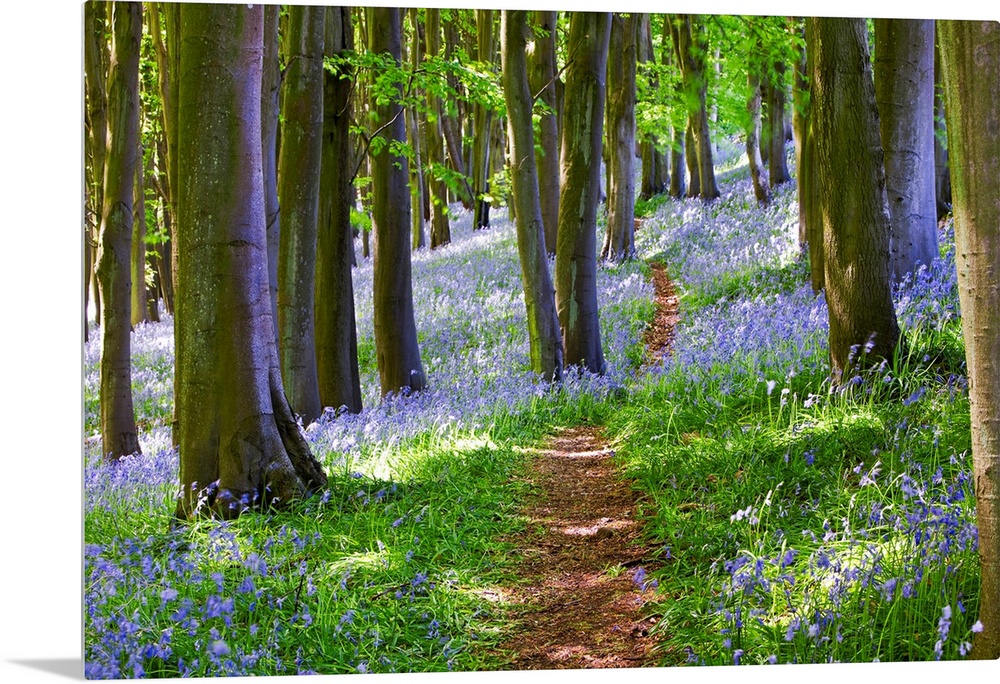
[603, 287, 979, 667]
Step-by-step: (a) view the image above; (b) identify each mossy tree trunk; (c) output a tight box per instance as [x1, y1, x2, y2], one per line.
[424, 8, 452, 249]
[368, 6, 426, 398]
[602, 12, 638, 263]
[556, 11, 610, 375]
[938, 18, 1000, 661]
[316, 5, 362, 416]
[527, 10, 561, 256]
[277, 5, 325, 426]
[800, 20, 825, 292]
[175, 3, 327, 519]
[96, 1, 142, 460]
[130, 139, 148, 328]
[874, 19, 939, 282]
[501, 9, 564, 383]
[808, 17, 900, 383]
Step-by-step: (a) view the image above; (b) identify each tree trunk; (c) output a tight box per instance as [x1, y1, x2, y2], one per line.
[800, 20, 825, 292]
[669, 14, 719, 200]
[316, 6, 362, 416]
[684, 120, 700, 198]
[669, 123, 686, 198]
[85, 0, 109, 340]
[152, 135, 175, 315]
[556, 11, 610, 376]
[130, 140, 148, 328]
[933, 42, 952, 220]
[938, 19, 1000, 660]
[767, 59, 791, 186]
[406, 8, 428, 251]
[441, 12, 475, 210]
[502, 10, 564, 383]
[277, 5, 325, 426]
[808, 17, 901, 383]
[874, 19, 939, 282]
[746, 68, 771, 205]
[262, 5, 282, 349]
[424, 8, 452, 249]
[175, 3, 327, 519]
[527, 10, 561, 256]
[602, 12, 638, 263]
[792, 24, 809, 247]
[368, 7, 426, 398]
[96, 1, 142, 460]
[472, 9, 495, 229]
[637, 13, 668, 201]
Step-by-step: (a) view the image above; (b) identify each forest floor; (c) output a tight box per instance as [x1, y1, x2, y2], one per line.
[493, 260, 680, 669]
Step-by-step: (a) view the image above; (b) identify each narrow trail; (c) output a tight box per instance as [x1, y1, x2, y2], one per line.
[494, 259, 680, 670]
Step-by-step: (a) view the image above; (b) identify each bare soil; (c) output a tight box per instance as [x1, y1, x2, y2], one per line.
[493, 260, 680, 670]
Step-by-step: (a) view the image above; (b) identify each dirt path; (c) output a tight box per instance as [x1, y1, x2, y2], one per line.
[494, 260, 680, 670]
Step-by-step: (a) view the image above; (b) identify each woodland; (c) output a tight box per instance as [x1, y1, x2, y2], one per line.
[78, 1, 999, 678]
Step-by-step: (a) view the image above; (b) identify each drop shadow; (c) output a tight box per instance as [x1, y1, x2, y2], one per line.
[7, 658, 82, 680]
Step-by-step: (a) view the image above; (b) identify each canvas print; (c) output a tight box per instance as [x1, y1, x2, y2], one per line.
[80, 1, 999, 679]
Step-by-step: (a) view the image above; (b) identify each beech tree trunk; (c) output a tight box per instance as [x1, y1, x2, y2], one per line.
[767, 59, 791, 186]
[316, 5, 362, 416]
[406, 8, 428, 251]
[527, 10, 561, 256]
[472, 9, 495, 229]
[684, 121, 700, 198]
[874, 19, 939, 282]
[130, 140, 148, 327]
[368, 7, 426, 398]
[792, 25, 809, 246]
[556, 12, 610, 375]
[424, 8, 452, 249]
[152, 135, 174, 314]
[175, 3, 327, 519]
[746, 69, 771, 205]
[261, 5, 281, 349]
[441, 12, 475, 211]
[602, 12, 638, 263]
[277, 5, 325, 425]
[638, 13, 668, 201]
[85, 0, 109, 339]
[502, 9, 564, 383]
[808, 17, 901, 382]
[96, 1, 142, 460]
[938, 19, 1000, 660]
[669, 14, 719, 200]
[933, 41, 952, 220]
[799, 20, 825, 291]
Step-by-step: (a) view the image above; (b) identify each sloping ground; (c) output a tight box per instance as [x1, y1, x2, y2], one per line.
[493, 261, 680, 669]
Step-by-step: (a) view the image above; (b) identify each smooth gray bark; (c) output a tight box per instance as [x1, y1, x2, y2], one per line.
[874, 19, 939, 282]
